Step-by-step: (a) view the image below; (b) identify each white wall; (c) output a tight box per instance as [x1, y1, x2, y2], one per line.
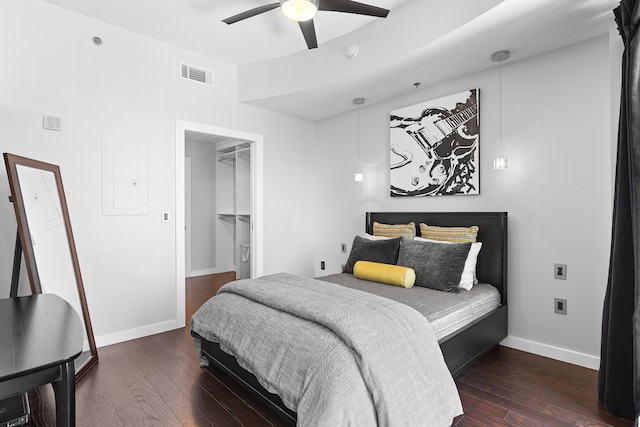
[0, 0, 619, 370]
[314, 35, 615, 369]
[0, 0, 316, 346]
[185, 139, 217, 276]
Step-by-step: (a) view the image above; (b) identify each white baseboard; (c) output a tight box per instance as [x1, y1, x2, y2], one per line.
[95, 319, 183, 348]
[186, 267, 219, 278]
[500, 335, 600, 370]
[187, 266, 238, 278]
[96, 325, 600, 371]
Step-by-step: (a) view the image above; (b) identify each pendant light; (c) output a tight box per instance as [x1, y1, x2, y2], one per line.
[353, 97, 365, 182]
[492, 50, 510, 169]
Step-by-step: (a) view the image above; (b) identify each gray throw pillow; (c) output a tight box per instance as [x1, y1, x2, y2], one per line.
[343, 236, 401, 274]
[397, 238, 471, 292]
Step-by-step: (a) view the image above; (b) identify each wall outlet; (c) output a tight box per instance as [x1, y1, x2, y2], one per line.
[320, 261, 325, 270]
[554, 298, 567, 315]
[341, 243, 347, 253]
[554, 263, 567, 280]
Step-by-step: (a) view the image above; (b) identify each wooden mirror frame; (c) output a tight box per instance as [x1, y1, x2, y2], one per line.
[4, 153, 98, 381]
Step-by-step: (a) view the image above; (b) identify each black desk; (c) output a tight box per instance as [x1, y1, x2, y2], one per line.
[0, 294, 83, 426]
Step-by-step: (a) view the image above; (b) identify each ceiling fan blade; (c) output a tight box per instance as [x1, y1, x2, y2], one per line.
[222, 3, 280, 24]
[319, 0, 389, 18]
[299, 20, 318, 49]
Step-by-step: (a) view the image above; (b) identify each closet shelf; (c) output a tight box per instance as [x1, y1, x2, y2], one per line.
[217, 213, 251, 222]
[217, 213, 236, 222]
[217, 153, 236, 164]
[217, 145, 251, 163]
[236, 147, 251, 159]
[216, 140, 252, 280]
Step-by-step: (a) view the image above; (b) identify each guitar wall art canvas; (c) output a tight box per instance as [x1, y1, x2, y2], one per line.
[390, 89, 480, 197]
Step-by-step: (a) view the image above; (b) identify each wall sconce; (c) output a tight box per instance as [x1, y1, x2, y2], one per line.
[492, 50, 510, 170]
[353, 97, 365, 182]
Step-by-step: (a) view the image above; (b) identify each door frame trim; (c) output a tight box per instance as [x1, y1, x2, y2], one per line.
[175, 120, 264, 327]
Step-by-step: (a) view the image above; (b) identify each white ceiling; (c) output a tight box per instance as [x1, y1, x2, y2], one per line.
[42, 0, 618, 120]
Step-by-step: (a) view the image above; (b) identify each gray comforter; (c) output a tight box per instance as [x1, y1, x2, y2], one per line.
[191, 273, 463, 426]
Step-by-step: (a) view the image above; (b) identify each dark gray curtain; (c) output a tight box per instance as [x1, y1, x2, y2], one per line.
[599, 0, 640, 423]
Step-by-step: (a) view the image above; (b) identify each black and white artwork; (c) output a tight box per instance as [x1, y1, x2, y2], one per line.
[389, 89, 479, 197]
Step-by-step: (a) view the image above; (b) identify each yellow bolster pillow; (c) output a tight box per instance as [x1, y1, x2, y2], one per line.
[353, 261, 416, 288]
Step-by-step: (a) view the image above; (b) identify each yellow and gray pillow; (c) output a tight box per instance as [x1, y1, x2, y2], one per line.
[373, 221, 416, 238]
[345, 224, 482, 292]
[419, 223, 478, 243]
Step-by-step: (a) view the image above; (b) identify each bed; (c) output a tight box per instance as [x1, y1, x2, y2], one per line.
[191, 211, 508, 425]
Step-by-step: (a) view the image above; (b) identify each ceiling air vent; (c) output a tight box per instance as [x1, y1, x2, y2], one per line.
[180, 63, 214, 87]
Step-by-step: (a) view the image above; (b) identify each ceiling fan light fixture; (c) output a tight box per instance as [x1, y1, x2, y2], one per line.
[281, 0, 318, 22]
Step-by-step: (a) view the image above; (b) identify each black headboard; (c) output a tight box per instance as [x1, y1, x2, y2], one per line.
[366, 212, 508, 305]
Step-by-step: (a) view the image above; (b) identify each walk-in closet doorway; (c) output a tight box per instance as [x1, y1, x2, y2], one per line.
[175, 120, 263, 327]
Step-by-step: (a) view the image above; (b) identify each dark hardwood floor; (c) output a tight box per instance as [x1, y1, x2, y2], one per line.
[25, 272, 632, 426]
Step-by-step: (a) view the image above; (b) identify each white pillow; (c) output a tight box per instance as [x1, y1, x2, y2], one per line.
[414, 237, 482, 290]
[362, 233, 392, 240]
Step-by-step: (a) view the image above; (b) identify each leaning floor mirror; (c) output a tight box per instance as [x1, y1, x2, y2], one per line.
[4, 153, 98, 381]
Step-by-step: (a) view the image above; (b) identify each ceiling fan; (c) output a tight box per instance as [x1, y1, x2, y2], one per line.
[223, 0, 390, 50]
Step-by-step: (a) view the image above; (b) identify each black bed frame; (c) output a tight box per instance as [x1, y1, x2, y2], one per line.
[365, 212, 508, 375]
[197, 212, 508, 425]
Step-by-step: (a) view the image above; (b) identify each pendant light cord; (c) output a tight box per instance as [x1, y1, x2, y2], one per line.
[491, 50, 510, 169]
[499, 58, 502, 144]
[357, 106, 360, 168]
[353, 97, 365, 176]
